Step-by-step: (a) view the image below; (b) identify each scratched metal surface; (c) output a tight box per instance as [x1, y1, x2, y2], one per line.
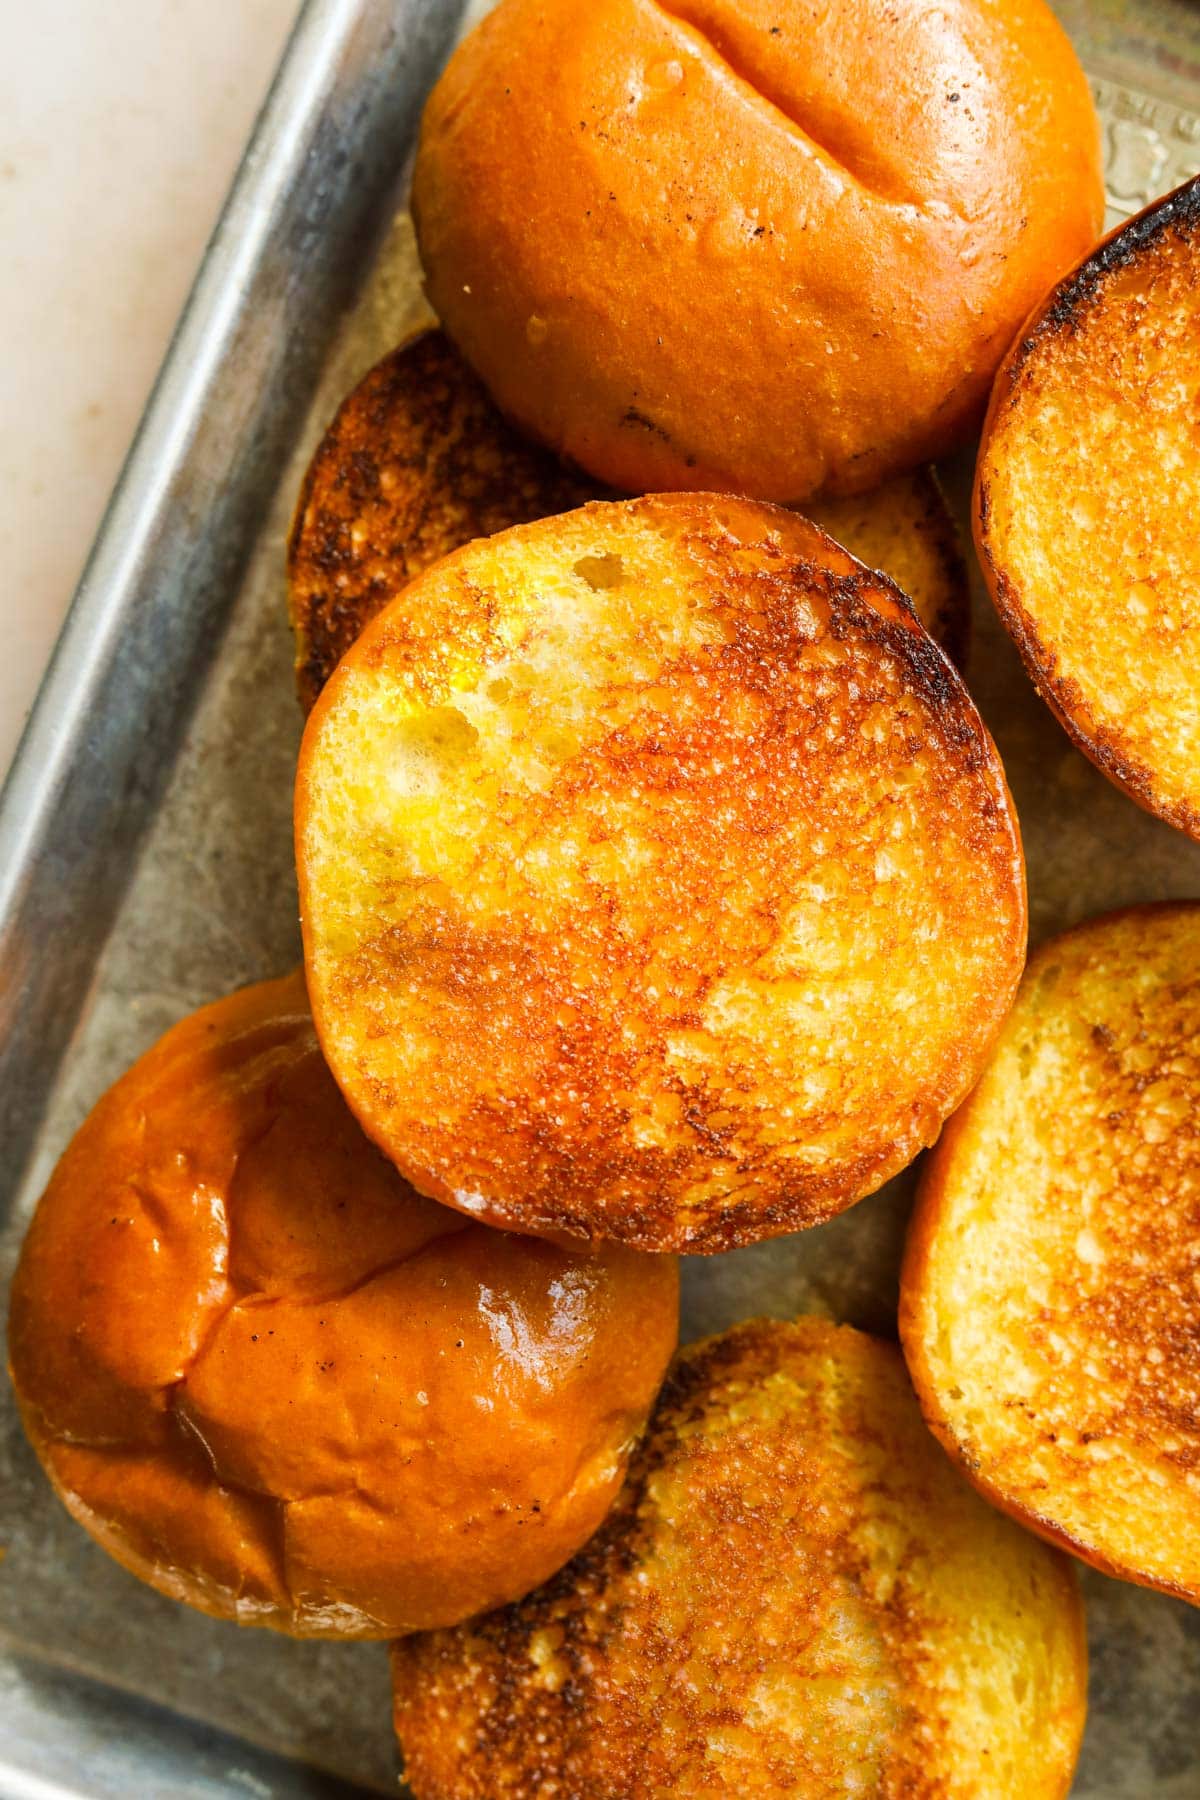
[1, 0, 1199, 1793]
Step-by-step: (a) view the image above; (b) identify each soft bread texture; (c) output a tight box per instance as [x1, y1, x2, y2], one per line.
[288, 329, 598, 711]
[901, 903, 1200, 1603]
[392, 1317, 1087, 1800]
[288, 330, 969, 708]
[412, 0, 1103, 501]
[295, 493, 1025, 1253]
[976, 174, 1200, 839]
[7, 973, 678, 1639]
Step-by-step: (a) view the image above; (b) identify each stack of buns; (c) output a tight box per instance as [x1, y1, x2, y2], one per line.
[14, 0, 1200, 1793]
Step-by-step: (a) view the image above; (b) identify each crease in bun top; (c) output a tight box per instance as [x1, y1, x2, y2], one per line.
[901, 903, 1200, 1606]
[411, 0, 1104, 502]
[287, 328, 970, 710]
[976, 174, 1200, 841]
[7, 972, 679, 1640]
[392, 1318, 1087, 1800]
[295, 492, 1025, 1254]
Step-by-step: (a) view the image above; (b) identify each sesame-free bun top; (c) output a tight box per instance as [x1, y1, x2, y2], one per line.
[901, 904, 1200, 1604]
[295, 492, 1025, 1253]
[287, 329, 968, 709]
[7, 972, 678, 1639]
[976, 175, 1200, 840]
[412, 0, 1103, 502]
[392, 1318, 1087, 1799]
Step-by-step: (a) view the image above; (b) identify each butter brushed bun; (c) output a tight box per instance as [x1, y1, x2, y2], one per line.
[295, 492, 1024, 1252]
[288, 329, 599, 711]
[7, 972, 678, 1638]
[412, 0, 1103, 501]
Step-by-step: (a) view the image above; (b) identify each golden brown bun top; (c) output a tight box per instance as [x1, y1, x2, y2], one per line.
[288, 329, 600, 711]
[288, 329, 968, 708]
[413, 0, 1103, 500]
[902, 901, 1200, 1605]
[295, 492, 1025, 1253]
[392, 1317, 1087, 1800]
[8, 973, 679, 1638]
[977, 174, 1200, 840]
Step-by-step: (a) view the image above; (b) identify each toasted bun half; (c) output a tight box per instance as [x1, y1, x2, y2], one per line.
[976, 175, 1200, 839]
[288, 329, 600, 711]
[392, 1318, 1087, 1800]
[412, 0, 1103, 501]
[288, 330, 969, 709]
[901, 903, 1200, 1602]
[7, 973, 678, 1638]
[295, 493, 1026, 1252]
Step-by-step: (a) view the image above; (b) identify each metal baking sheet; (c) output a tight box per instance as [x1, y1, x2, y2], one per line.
[2, 1, 1199, 1793]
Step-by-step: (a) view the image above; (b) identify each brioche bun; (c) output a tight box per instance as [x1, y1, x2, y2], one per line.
[901, 903, 1200, 1604]
[393, 1318, 1087, 1799]
[412, 0, 1103, 502]
[295, 492, 1025, 1252]
[976, 175, 1200, 840]
[7, 972, 678, 1639]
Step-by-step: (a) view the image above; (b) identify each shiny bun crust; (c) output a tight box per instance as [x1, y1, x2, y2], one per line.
[296, 492, 1025, 1253]
[7, 973, 678, 1639]
[393, 1318, 1087, 1800]
[412, 0, 1104, 501]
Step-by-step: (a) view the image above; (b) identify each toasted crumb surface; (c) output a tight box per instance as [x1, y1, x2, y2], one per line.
[902, 902, 1200, 1601]
[295, 493, 1025, 1252]
[289, 331, 966, 710]
[392, 1317, 1086, 1800]
[977, 174, 1200, 837]
[808, 468, 969, 668]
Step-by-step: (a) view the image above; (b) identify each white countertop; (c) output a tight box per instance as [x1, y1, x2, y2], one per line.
[0, 0, 300, 777]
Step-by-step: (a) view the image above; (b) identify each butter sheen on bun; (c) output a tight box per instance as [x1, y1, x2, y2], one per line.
[7, 973, 679, 1639]
[295, 493, 1025, 1253]
[412, 0, 1104, 501]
